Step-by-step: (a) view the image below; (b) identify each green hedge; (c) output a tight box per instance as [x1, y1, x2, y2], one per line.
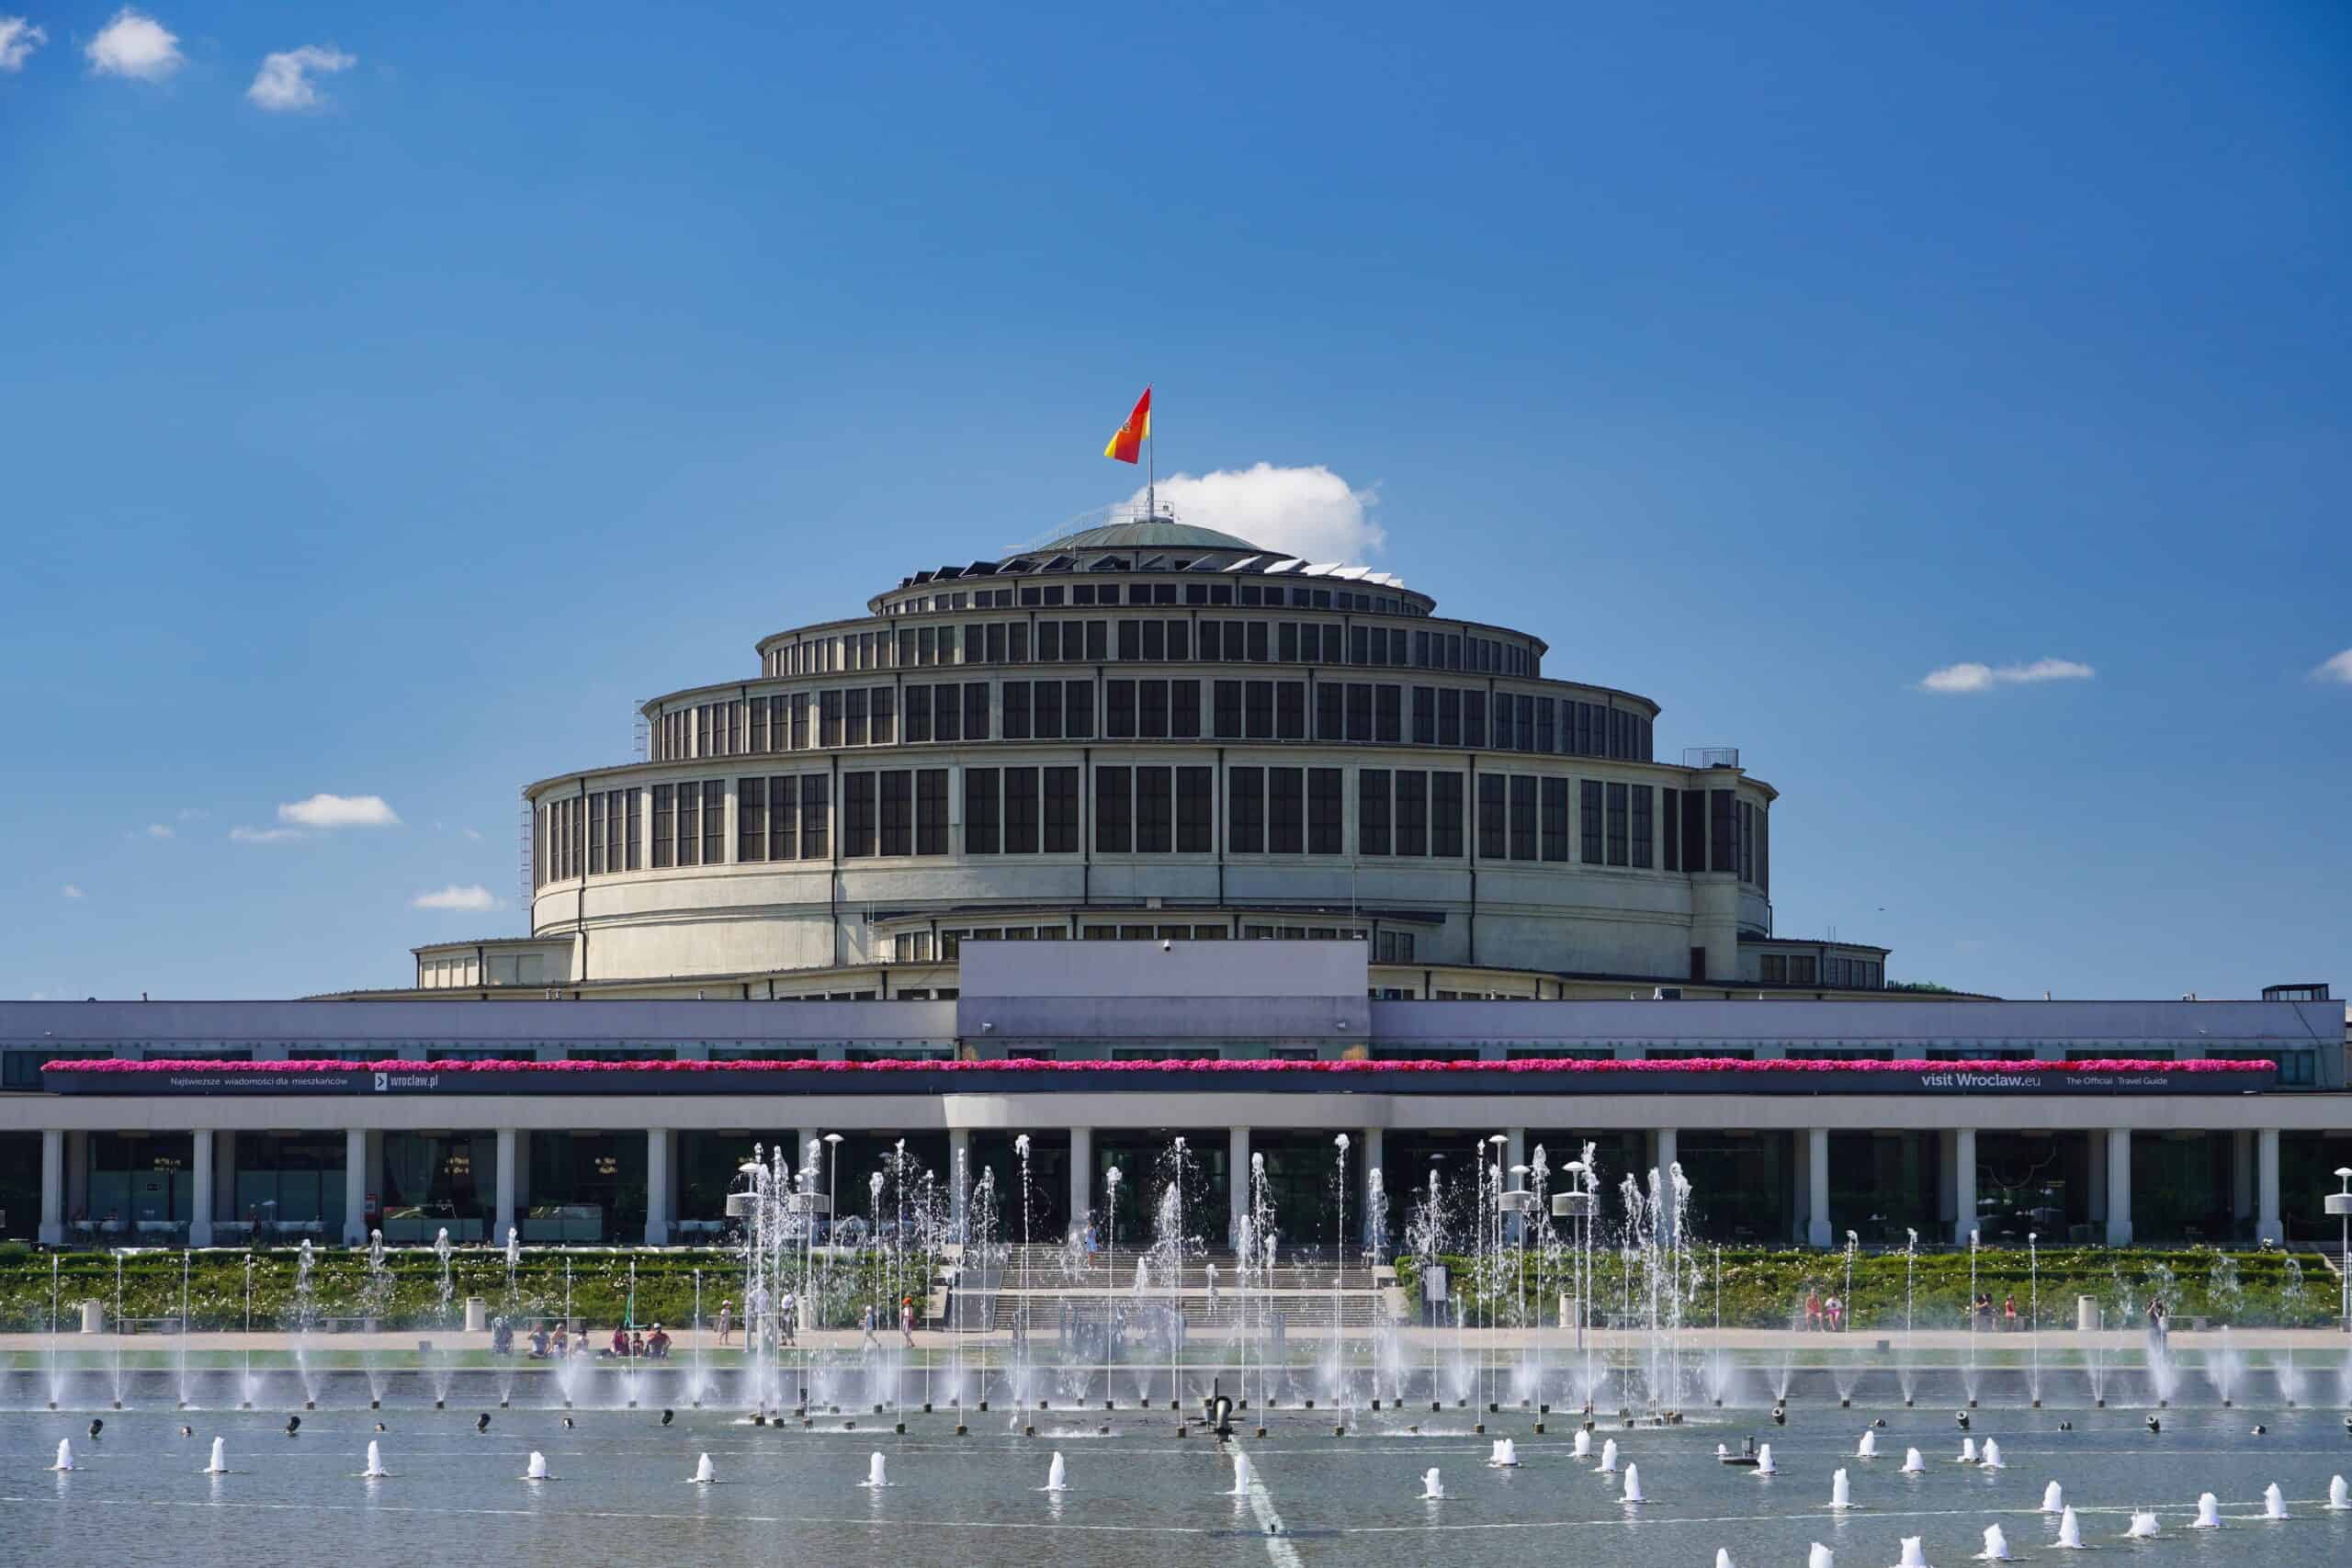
[0, 1250, 932, 1333]
[1392, 1246, 2337, 1329]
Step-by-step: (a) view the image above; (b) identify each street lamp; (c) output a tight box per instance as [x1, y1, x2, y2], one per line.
[2028, 1232, 2041, 1407]
[1842, 1231, 1858, 1335]
[2328, 1168, 2352, 1335]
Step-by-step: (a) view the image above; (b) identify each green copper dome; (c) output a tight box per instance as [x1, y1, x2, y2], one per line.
[1042, 521, 1264, 554]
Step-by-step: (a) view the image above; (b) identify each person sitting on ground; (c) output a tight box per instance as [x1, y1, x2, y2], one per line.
[550, 1325, 568, 1356]
[647, 1324, 671, 1359]
[631, 1330, 647, 1359]
[609, 1325, 630, 1358]
[1825, 1294, 1843, 1332]
[1805, 1290, 1824, 1331]
[528, 1326, 551, 1359]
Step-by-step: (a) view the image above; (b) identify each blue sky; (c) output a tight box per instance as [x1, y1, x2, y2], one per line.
[1, 3, 2345, 1001]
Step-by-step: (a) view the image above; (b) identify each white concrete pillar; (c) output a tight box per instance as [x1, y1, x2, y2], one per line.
[39, 1129, 62, 1245]
[495, 1127, 519, 1244]
[2256, 1127, 2282, 1246]
[947, 1127, 971, 1235]
[1362, 1126, 1385, 1256]
[344, 1128, 369, 1246]
[189, 1128, 215, 1248]
[645, 1127, 673, 1246]
[1806, 1127, 1831, 1248]
[2104, 1129, 2132, 1247]
[1227, 1126, 1250, 1247]
[1951, 1127, 1977, 1246]
[1069, 1126, 1092, 1237]
[1652, 1127, 1676, 1246]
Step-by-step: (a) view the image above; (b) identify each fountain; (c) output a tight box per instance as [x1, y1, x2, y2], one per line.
[435, 1228, 456, 1324]
[1979, 1438, 2004, 1470]
[2191, 1491, 2220, 1528]
[1857, 1429, 1877, 1459]
[1487, 1438, 1520, 1467]
[1041, 1453, 1067, 1492]
[1894, 1537, 1931, 1568]
[49, 1439, 74, 1472]
[1716, 1553, 1736, 1568]
[362, 1441, 388, 1479]
[1756, 1443, 1777, 1476]
[2261, 1482, 2287, 1520]
[204, 1437, 227, 1474]
[524, 1451, 550, 1482]
[1571, 1428, 1591, 1459]
[2329, 1473, 2350, 1510]
[1598, 1437, 1619, 1472]
[2041, 1481, 2062, 1513]
[1420, 1468, 1444, 1500]
[692, 1453, 716, 1484]
[1901, 1448, 1924, 1474]
[2055, 1506, 2085, 1548]
[1958, 1437, 1978, 1463]
[1828, 1467, 1853, 1510]
[859, 1452, 890, 1488]
[1621, 1461, 1643, 1504]
[1228, 1452, 1253, 1495]
[2123, 1510, 2159, 1539]
[1976, 1525, 2011, 1562]
[1810, 1546, 1834, 1568]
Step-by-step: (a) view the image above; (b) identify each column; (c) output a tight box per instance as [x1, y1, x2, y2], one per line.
[2256, 1127, 2282, 1246]
[645, 1127, 673, 1246]
[189, 1128, 215, 1248]
[1227, 1126, 1250, 1247]
[39, 1129, 63, 1246]
[1069, 1126, 1092, 1237]
[1951, 1127, 1977, 1246]
[1652, 1128, 1676, 1246]
[494, 1127, 519, 1244]
[344, 1128, 369, 1246]
[1806, 1127, 1831, 1248]
[2104, 1128, 2132, 1247]
[946, 1128, 970, 1235]
[1361, 1126, 1385, 1257]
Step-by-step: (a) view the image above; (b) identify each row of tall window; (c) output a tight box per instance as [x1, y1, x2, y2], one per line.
[544, 772, 1767, 886]
[652, 678, 1654, 763]
[880, 572, 1419, 618]
[763, 613, 1536, 682]
[1758, 953, 1883, 987]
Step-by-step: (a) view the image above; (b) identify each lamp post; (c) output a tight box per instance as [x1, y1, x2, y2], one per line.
[1842, 1231, 1858, 1334]
[1966, 1228, 1980, 1406]
[822, 1134, 843, 1333]
[1557, 1164, 1591, 1355]
[2328, 1168, 2352, 1335]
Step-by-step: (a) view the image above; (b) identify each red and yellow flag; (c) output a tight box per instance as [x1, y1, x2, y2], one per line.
[1102, 387, 1151, 464]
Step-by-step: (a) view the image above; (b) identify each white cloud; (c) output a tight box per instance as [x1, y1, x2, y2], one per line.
[462, 827, 482, 840]
[0, 17, 46, 72]
[230, 825, 305, 844]
[145, 823, 174, 840]
[60, 884, 85, 900]
[1917, 658, 2096, 694]
[411, 884, 499, 912]
[1116, 463, 1384, 563]
[2310, 648, 2352, 686]
[246, 43, 353, 111]
[277, 793, 401, 829]
[85, 7, 180, 81]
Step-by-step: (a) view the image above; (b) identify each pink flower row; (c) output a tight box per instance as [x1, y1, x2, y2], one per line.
[44, 1055, 2267, 1076]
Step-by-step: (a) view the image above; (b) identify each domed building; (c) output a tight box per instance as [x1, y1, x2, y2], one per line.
[389, 514, 1896, 1001]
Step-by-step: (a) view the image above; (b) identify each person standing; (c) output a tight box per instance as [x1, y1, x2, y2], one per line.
[716, 1299, 734, 1345]
[900, 1295, 916, 1347]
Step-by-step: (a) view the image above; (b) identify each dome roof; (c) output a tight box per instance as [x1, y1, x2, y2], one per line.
[1042, 520, 1262, 554]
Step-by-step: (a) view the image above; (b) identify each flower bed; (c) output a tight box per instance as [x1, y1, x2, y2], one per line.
[45, 1055, 2267, 1076]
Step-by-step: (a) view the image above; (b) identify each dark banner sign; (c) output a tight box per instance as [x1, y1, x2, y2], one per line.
[40, 1064, 2280, 1098]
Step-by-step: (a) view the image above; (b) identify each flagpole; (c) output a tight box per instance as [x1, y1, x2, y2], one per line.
[1147, 394, 1156, 520]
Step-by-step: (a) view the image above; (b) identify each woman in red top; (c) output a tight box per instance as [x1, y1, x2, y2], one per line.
[610, 1325, 630, 1357]
[1805, 1291, 1824, 1331]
